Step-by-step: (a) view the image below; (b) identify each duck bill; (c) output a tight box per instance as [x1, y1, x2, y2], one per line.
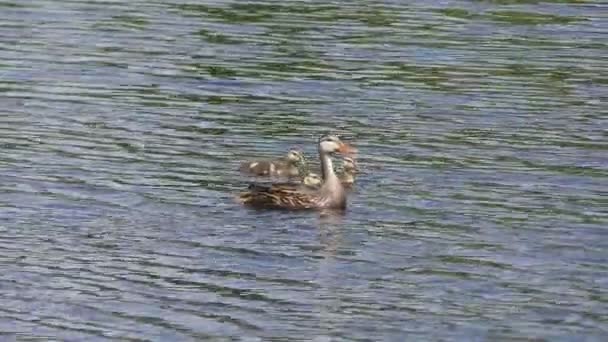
[338, 143, 357, 155]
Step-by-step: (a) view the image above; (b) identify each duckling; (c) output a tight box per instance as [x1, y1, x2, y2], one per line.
[239, 150, 305, 177]
[247, 172, 322, 193]
[303, 172, 323, 188]
[339, 156, 358, 187]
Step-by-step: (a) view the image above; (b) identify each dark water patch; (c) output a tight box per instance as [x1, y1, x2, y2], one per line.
[174, 3, 273, 23]
[110, 15, 150, 29]
[438, 8, 478, 20]
[196, 28, 241, 45]
[487, 10, 584, 25]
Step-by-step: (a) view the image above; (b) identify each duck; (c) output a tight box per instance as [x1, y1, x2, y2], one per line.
[303, 173, 323, 188]
[339, 156, 358, 187]
[238, 135, 356, 210]
[239, 149, 305, 177]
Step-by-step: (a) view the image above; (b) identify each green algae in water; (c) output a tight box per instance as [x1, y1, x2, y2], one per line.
[488, 10, 583, 25]
[196, 29, 240, 44]
[438, 8, 477, 19]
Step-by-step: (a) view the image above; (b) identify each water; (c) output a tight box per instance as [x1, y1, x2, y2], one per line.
[1, 0, 607, 340]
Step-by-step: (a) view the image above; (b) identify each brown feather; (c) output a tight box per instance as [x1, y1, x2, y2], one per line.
[239, 187, 319, 210]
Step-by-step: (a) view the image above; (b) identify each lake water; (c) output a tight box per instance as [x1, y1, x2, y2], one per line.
[1, 0, 607, 340]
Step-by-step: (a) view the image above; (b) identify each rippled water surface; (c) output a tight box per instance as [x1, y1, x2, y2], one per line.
[1, 0, 607, 340]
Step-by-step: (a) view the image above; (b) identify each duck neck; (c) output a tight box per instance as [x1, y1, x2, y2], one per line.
[319, 150, 340, 188]
[319, 150, 331, 179]
[317, 147, 347, 208]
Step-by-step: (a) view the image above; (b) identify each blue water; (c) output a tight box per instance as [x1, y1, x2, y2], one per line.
[1, 0, 607, 340]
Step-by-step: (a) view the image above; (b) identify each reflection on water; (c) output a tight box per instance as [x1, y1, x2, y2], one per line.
[1, 0, 607, 340]
[318, 214, 345, 257]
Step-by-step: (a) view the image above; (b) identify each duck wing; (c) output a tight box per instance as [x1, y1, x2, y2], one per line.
[247, 181, 318, 192]
[239, 187, 319, 210]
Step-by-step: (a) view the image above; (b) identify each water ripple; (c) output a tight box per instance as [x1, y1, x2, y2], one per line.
[1, 0, 607, 340]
